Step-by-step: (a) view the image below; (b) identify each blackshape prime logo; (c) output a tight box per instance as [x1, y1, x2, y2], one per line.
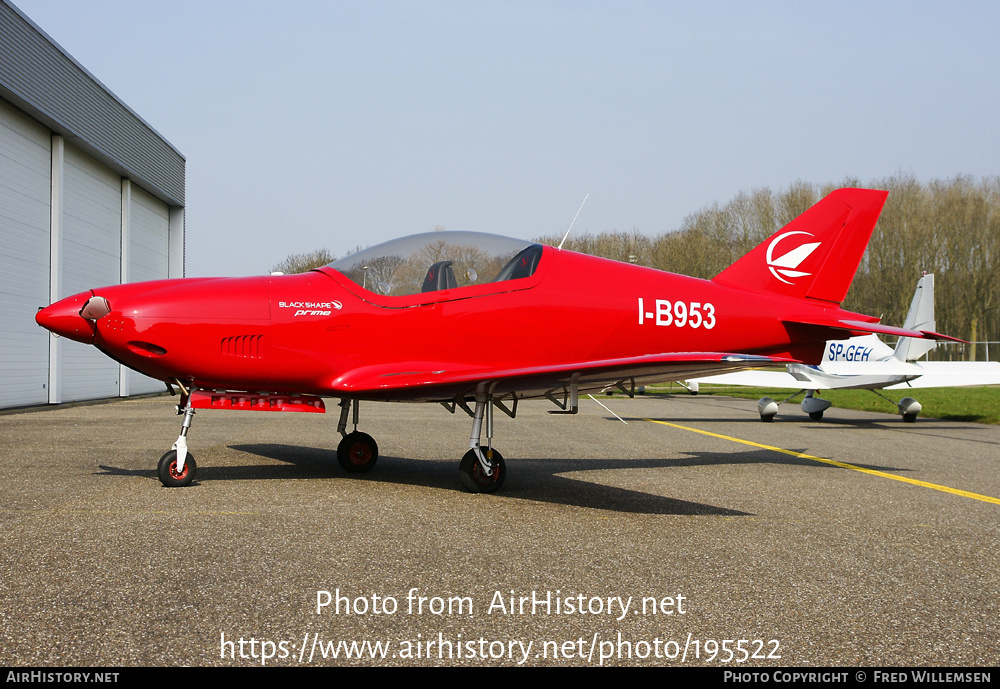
[765, 231, 821, 285]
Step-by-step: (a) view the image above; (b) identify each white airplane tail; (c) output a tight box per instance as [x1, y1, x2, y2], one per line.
[893, 274, 937, 362]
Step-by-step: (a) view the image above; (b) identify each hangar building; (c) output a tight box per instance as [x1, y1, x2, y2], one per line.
[1, 0, 185, 409]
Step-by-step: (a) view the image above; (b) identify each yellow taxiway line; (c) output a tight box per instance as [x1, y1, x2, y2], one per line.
[644, 418, 1000, 506]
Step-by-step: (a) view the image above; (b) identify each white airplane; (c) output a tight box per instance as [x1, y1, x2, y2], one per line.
[686, 274, 1000, 422]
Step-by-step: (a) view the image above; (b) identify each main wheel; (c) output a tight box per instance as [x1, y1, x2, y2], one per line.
[902, 413, 917, 423]
[459, 447, 506, 493]
[158, 450, 196, 487]
[337, 432, 379, 473]
[809, 410, 824, 420]
[758, 397, 778, 422]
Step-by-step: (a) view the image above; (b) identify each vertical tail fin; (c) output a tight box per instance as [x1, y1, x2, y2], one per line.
[893, 273, 937, 361]
[712, 188, 888, 304]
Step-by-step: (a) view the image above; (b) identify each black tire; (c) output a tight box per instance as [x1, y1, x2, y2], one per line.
[459, 447, 505, 493]
[809, 411, 824, 421]
[158, 450, 196, 487]
[337, 432, 379, 473]
[760, 415, 774, 423]
[902, 413, 917, 423]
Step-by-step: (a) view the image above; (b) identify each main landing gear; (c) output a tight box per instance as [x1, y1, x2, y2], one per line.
[457, 393, 507, 493]
[757, 389, 922, 422]
[758, 390, 832, 422]
[336, 399, 379, 473]
[340, 392, 509, 493]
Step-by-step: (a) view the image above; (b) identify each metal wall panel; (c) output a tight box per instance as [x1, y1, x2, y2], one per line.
[129, 185, 169, 282]
[0, 98, 50, 407]
[58, 143, 121, 401]
[127, 184, 170, 394]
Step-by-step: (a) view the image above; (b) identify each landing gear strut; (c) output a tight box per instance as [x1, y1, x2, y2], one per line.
[336, 399, 379, 472]
[869, 390, 922, 422]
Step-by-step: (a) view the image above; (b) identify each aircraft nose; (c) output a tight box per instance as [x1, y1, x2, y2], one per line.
[35, 291, 108, 344]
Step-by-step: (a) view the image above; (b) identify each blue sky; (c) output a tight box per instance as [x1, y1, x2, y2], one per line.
[12, 0, 1000, 276]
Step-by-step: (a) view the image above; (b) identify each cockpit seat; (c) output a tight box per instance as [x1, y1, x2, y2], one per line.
[493, 244, 543, 282]
[421, 260, 458, 292]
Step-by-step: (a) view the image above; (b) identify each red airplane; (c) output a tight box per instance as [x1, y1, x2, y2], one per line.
[35, 188, 956, 493]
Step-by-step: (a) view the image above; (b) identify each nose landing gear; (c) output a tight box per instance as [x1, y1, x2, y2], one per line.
[158, 387, 197, 487]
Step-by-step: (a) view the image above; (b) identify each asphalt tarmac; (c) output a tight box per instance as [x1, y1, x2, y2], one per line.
[2, 392, 998, 667]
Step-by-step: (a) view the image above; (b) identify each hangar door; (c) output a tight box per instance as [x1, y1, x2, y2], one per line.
[58, 144, 121, 402]
[0, 99, 51, 408]
[127, 184, 171, 394]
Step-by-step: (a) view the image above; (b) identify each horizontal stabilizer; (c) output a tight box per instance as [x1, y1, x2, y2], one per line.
[782, 316, 965, 343]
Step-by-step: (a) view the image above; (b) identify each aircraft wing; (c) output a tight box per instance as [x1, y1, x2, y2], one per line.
[690, 360, 1000, 392]
[690, 361, 926, 391]
[329, 352, 796, 401]
[884, 361, 1000, 389]
[684, 370, 821, 390]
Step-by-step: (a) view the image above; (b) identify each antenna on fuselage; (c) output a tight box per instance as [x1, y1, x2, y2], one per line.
[558, 191, 590, 250]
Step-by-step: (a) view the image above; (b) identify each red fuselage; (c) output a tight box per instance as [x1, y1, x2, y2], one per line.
[36, 245, 871, 401]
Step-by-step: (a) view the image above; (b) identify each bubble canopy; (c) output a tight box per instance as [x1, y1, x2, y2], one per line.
[327, 231, 544, 297]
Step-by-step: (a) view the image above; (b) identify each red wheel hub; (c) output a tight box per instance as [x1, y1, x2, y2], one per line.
[348, 442, 371, 465]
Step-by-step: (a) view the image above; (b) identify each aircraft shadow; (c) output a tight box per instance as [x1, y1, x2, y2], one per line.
[96, 439, 916, 516]
[223, 443, 751, 516]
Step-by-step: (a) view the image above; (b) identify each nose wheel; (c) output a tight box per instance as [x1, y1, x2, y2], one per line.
[158, 450, 197, 487]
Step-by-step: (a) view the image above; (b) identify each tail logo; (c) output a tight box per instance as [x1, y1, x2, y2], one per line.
[766, 231, 821, 285]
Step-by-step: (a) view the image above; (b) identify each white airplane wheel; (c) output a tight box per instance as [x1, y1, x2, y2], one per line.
[337, 432, 379, 473]
[758, 397, 778, 422]
[459, 447, 505, 493]
[158, 450, 196, 488]
[898, 398, 921, 423]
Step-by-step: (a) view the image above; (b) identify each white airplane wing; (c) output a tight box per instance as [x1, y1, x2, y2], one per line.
[885, 361, 1000, 389]
[687, 370, 823, 390]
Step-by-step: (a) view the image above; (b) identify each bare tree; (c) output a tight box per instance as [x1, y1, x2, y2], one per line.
[271, 249, 336, 274]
